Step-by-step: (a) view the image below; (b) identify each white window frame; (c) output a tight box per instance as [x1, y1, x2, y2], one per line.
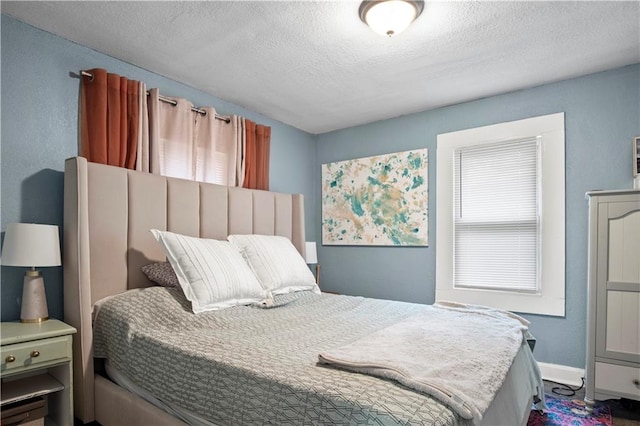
[436, 113, 565, 316]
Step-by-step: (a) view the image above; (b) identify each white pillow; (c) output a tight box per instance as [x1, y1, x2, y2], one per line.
[150, 229, 269, 313]
[227, 234, 320, 295]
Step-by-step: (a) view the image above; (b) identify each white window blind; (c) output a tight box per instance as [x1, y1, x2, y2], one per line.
[195, 148, 228, 185]
[453, 137, 540, 292]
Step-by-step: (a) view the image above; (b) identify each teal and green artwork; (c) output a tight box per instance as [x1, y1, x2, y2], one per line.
[322, 149, 428, 246]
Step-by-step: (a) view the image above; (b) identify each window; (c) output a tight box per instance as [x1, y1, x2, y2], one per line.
[454, 138, 539, 292]
[436, 113, 565, 316]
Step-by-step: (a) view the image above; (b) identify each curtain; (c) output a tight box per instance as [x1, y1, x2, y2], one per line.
[135, 82, 150, 172]
[243, 119, 271, 190]
[194, 108, 239, 185]
[145, 92, 247, 186]
[80, 68, 142, 169]
[81, 68, 270, 186]
[234, 116, 246, 187]
[145, 89, 195, 179]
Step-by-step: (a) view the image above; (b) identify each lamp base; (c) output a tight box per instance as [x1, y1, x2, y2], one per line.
[20, 271, 49, 323]
[316, 264, 321, 287]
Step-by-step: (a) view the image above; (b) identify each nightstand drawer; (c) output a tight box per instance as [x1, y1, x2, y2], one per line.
[1, 335, 70, 373]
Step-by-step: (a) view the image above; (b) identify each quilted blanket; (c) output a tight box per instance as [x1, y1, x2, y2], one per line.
[319, 301, 532, 425]
[93, 287, 534, 425]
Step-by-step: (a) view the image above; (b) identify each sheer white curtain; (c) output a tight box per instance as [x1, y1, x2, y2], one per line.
[235, 116, 246, 188]
[195, 108, 241, 186]
[135, 82, 150, 172]
[140, 88, 243, 186]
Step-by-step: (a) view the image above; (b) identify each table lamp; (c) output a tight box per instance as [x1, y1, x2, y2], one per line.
[305, 241, 320, 286]
[1, 223, 61, 323]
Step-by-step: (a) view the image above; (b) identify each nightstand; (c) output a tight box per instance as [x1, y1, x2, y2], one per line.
[1, 320, 76, 426]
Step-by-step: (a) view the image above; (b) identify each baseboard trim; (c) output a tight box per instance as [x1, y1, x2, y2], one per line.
[538, 362, 585, 387]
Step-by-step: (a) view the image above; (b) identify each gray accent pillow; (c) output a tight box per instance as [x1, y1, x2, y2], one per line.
[141, 262, 179, 288]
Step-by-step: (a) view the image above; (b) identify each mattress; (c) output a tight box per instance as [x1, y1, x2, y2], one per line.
[93, 287, 543, 425]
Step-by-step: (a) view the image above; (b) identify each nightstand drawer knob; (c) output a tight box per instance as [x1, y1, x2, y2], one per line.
[30, 350, 40, 358]
[5, 355, 16, 363]
[634, 379, 640, 387]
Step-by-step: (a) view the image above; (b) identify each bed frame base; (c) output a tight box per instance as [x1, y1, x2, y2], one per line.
[95, 376, 186, 425]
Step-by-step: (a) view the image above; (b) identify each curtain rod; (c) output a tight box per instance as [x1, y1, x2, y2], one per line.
[80, 71, 231, 123]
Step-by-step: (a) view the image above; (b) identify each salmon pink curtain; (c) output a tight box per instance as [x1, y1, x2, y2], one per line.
[243, 119, 271, 190]
[80, 68, 144, 169]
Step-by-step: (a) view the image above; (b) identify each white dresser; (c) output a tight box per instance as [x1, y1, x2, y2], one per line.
[585, 189, 640, 408]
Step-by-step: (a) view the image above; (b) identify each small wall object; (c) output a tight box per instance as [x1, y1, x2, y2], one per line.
[322, 149, 428, 246]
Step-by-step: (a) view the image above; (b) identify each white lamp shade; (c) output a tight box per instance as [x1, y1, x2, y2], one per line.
[361, 0, 422, 37]
[1, 223, 61, 267]
[305, 242, 318, 264]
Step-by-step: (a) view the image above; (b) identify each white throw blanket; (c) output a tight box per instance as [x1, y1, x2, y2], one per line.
[318, 301, 530, 425]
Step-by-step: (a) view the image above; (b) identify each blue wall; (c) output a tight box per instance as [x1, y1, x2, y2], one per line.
[0, 15, 316, 321]
[315, 64, 640, 368]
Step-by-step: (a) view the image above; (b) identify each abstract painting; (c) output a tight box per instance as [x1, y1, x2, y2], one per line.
[322, 149, 428, 246]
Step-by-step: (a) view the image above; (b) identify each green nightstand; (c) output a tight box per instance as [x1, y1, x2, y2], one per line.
[1, 320, 76, 425]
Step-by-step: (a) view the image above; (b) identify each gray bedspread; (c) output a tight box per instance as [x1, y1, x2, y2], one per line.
[93, 288, 523, 425]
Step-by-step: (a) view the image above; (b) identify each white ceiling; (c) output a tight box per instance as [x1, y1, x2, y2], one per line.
[3, 1, 639, 134]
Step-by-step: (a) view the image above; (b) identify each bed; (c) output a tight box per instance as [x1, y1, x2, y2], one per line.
[63, 156, 544, 426]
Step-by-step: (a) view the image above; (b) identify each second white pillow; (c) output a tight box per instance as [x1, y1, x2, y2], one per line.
[228, 234, 320, 295]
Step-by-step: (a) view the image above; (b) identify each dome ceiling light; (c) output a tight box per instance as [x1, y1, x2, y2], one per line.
[359, 0, 425, 37]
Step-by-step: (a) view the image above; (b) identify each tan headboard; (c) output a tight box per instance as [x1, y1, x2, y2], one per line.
[63, 157, 305, 423]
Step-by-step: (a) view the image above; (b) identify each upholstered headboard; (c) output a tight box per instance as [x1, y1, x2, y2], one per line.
[63, 157, 306, 422]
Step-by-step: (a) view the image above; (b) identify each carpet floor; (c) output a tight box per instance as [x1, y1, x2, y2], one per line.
[530, 380, 640, 426]
[528, 394, 612, 426]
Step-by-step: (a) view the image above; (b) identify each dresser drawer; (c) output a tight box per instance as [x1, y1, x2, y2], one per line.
[595, 362, 640, 400]
[1, 335, 70, 373]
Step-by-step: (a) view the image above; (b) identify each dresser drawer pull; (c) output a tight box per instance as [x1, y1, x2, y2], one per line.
[634, 379, 640, 387]
[5, 355, 16, 363]
[30, 350, 40, 358]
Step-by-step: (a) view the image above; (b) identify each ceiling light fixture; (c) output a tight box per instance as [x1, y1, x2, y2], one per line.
[359, 0, 424, 37]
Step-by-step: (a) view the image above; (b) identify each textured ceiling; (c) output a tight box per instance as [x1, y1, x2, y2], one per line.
[3, 1, 639, 134]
